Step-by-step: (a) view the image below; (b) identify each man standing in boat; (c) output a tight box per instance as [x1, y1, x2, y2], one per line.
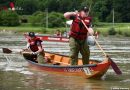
[26, 32, 45, 64]
[64, 7, 94, 65]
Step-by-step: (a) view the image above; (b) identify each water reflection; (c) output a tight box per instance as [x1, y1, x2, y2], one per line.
[1, 70, 129, 90]
[0, 71, 115, 90]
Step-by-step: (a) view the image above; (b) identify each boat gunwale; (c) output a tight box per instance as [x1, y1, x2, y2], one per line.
[22, 51, 107, 68]
[26, 59, 97, 68]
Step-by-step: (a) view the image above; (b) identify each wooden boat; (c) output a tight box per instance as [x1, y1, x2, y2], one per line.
[24, 34, 69, 42]
[22, 51, 111, 79]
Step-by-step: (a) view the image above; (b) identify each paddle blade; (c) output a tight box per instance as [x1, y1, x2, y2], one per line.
[2, 48, 12, 54]
[109, 57, 122, 75]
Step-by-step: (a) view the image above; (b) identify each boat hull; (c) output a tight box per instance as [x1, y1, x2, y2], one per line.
[28, 62, 110, 79]
[23, 52, 111, 79]
[24, 34, 69, 42]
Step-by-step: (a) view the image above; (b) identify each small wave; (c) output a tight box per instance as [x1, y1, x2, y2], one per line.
[120, 79, 130, 82]
[3, 65, 26, 72]
[4, 66, 16, 71]
[20, 71, 34, 75]
[0, 62, 7, 70]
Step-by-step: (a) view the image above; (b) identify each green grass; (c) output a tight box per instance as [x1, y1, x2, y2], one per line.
[94, 23, 130, 36]
[0, 23, 42, 32]
[0, 22, 130, 37]
[0, 23, 66, 34]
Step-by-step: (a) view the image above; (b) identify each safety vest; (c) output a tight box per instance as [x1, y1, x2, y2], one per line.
[70, 15, 92, 40]
[28, 37, 42, 52]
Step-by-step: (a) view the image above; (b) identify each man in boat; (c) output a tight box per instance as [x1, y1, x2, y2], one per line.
[26, 32, 45, 64]
[64, 6, 94, 65]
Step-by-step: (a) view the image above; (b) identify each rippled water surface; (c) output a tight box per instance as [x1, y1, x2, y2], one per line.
[0, 33, 130, 90]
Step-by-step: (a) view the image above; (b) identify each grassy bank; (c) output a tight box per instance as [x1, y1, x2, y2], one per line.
[94, 23, 130, 37]
[0, 23, 66, 34]
[0, 23, 130, 37]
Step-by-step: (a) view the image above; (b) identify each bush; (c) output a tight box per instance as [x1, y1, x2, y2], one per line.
[0, 10, 20, 26]
[20, 15, 31, 23]
[29, 11, 46, 26]
[47, 12, 65, 28]
[117, 30, 123, 35]
[124, 32, 130, 37]
[30, 11, 65, 28]
[108, 27, 117, 35]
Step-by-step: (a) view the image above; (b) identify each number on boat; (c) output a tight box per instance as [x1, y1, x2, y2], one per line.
[83, 67, 92, 75]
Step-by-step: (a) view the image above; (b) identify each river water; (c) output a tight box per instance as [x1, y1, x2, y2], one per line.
[0, 33, 130, 90]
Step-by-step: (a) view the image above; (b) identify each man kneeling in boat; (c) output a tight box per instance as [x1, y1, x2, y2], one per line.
[26, 32, 45, 64]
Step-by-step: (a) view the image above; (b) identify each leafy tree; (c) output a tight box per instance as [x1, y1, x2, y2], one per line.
[14, 0, 38, 15]
[93, 0, 112, 22]
[106, 11, 122, 22]
[29, 11, 46, 26]
[48, 12, 65, 27]
[58, 0, 73, 12]
[30, 11, 65, 28]
[0, 10, 20, 26]
[113, 0, 130, 22]
[7, 0, 130, 22]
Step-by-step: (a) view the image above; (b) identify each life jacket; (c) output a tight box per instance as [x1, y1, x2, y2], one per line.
[28, 37, 42, 52]
[69, 15, 92, 40]
[56, 33, 61, 36]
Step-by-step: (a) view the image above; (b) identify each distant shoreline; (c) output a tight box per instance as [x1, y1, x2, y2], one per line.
[0, 22, 130, 37]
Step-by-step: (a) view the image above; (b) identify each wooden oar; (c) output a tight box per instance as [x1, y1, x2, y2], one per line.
[2, 48, 32, 55]
[2, 48, 12, 54]
[81, 20, 122, 75]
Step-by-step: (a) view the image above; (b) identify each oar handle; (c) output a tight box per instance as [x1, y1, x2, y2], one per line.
[81, 20, 107, 57]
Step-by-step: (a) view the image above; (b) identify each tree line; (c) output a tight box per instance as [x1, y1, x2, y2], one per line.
[0, 0, 130, 27]
[14, 0, 130, 22]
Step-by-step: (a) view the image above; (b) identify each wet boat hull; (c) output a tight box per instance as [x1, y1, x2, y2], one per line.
[23, 52, 111, 79]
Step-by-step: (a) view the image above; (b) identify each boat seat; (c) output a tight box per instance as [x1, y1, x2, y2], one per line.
[60, 57, 70, 65]
[45, 53, 54, 60]
[53, 55, 63, 63]
[89, 61, 94, 64]
[78, 60, 83, 65]
[45, 53, 50, 56]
